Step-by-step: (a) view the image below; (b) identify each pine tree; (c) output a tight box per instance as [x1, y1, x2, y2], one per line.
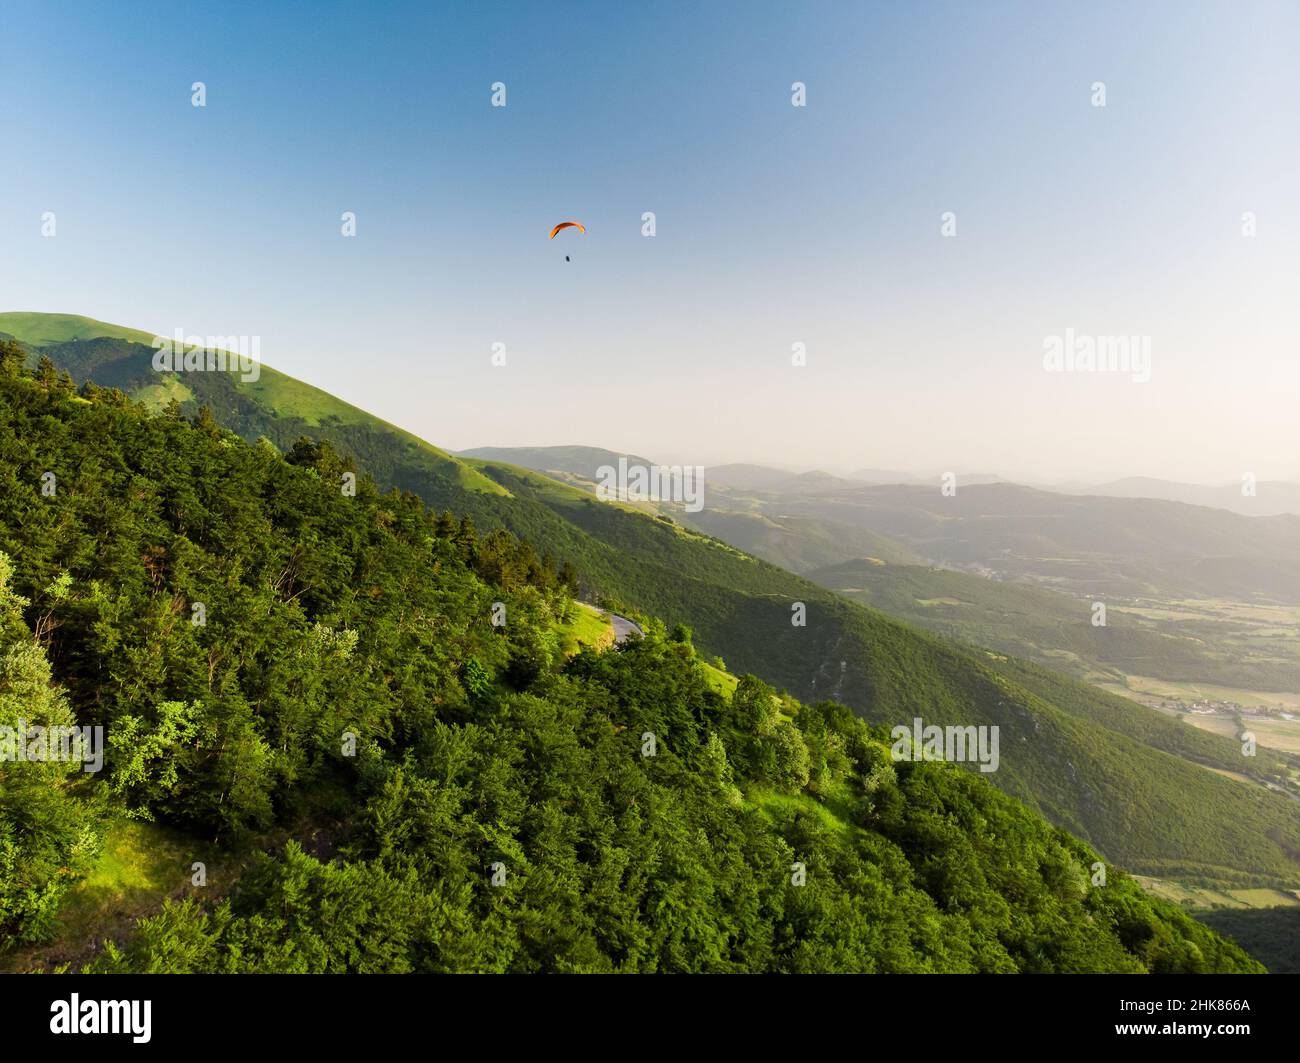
[195, 405, 222, 437]
[454, 514, 477, 561]
[0, 552, 101, 947]
[559, 560, 578, 594]
[0, 339, 24, 378]
[37, 355, 58, 389]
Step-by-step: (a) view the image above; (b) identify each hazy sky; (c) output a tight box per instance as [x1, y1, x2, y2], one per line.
[2, 0, 1296, 483]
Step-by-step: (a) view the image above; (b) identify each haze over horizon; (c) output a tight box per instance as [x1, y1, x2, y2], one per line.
[2, 0, 1296, 484]
[454, 445, 1300, 491]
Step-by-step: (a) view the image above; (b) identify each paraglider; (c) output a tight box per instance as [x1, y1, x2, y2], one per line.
[549, 221, 585, 261]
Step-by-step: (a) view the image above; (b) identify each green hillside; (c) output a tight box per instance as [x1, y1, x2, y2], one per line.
[681, 509, 925, 572]
[0, 312, 158, 348]
[458, 444, 656, 477]
[463, 445, 925, 570]
[6, 313, 1299, 891]
[0, 346, 1260, 973]
[0, 314, 508, 499]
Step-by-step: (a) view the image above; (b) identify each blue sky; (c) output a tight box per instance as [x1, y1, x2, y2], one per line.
[2, 0, 1296, 481]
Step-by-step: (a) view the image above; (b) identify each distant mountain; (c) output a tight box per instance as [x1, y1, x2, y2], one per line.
[8, 312, 1299, 890]
[709, 466, 873, 495]
[704, 463, 805, 492]
[681, 510, 924, 572]
[771, 470, 864, 494]
[1082, 476, 1300, 518]
[708, 466, 1008, 490]
[847, 468, 918, 484]
[458, 445, 654, 481]
[848, 469, 1005, 486]
[454, 449, 922, 570]
[709, 479, 1300, 604]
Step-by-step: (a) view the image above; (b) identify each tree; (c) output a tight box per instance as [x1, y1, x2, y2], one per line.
[0, 339, 24, 378]
[460, 656, 493, 704]
[195, 405, 222, 438]
[0, 552, 101, 947]
[558, 560, 578, 594]
[453, 515, 477, 562]
[37, 355, 58, 389]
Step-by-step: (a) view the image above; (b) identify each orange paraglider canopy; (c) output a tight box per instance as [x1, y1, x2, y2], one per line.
[548, 221, 586, 239]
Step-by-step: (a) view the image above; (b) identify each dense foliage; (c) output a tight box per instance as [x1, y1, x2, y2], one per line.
[0, 350, 1263, 972]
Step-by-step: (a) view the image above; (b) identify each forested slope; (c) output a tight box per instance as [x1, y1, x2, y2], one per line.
[4, 315, 1297, 889]
[0, 347, 1262, 972]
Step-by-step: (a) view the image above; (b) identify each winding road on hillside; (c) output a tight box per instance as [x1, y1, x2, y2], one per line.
[577, 602, 643, 646]
[608, 612, 643, 645]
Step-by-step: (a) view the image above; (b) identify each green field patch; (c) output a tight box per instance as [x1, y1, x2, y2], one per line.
[1205, 766, 1255, 785]
[132, 374, 193, 410]
[2, 818, 197, 973]
[747, 787, 854, 840]
[1122, 674, 1300, 708]
[1227, 888, 1300, 907]
[559, 603, 614, 654]
[56, 819, 193, 935]
[699, 659, 738, 698]
[1241, 716, 1300, 754]
[1136, 878, 1300, 914]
